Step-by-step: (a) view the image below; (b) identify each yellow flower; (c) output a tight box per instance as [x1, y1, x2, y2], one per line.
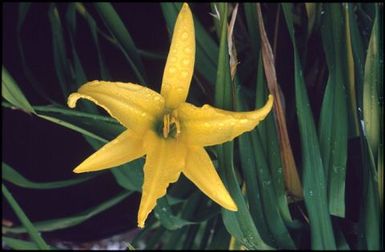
[67, 3, 273, 228]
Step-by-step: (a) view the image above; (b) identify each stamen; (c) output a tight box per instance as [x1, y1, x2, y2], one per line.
[163, 114, 170, 138]
[161, 112, 181, 139]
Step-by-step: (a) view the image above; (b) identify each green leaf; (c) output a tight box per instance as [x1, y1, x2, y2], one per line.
[2, 237, 54, 250]
[359, 4, 382, 249]
[343, 4, 360, 137]
[305, 3, 317, 37]
[2, 162, 94, 189]
[48, 3, 71, 99]
[319, 3, 348, 218]
[2, 66, 35, 114]
[237, 129, 274, 246]
[154, 196, 195, 231]
[34, 104, 124, 142]
[65, 3, 88, 87]
[281, 3, 336, 249]
[363, 3, 381, 164]
[207, 217, 231, 249]
[4, 191, 131, 234]
[214, 3, 271, 250]
[2, 184, 50, 249]
[74, 3, 111, 80]
[346, 3, 365, 111]
[241, 120, 296, 249]
[93, 3, 146, 84]
[37, 113, 108, 143]
[3, 100, 123, 148]
[16, 3, 55, 103]
[111, 158, 144, 192]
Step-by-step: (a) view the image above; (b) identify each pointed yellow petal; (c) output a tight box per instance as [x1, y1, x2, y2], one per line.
[137, 131, 187, 228]
[73, 130, 145, 173]
[68, 81, 164, 135]
[160, 3, 195, 109]
[184, 147, 238, 211]
[178, 95, 274, 146]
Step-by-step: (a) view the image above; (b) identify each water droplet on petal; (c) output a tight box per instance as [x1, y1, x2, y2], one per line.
[182, 59, 190, 65]
[181, 32, 188, 40]
[240, 119, 248, 124]
[169, 67, 176, 73]
[181, 71, 188, 78]
[184, 47, 192, 54]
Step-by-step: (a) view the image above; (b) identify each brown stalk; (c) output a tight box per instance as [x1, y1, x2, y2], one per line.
[256, 3, 303, 198]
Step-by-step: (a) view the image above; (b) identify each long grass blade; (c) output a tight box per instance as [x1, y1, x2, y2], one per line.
[214, 3, 270, 250]
[93, 3, 146, 84]
[2, 184, 50, 249]
[2, 237, 53, 250]
[319, 3, 348, 218]
[359, 4, 382, 249]
[4, 191, 131, 234]
[48, 4, 72, 99]
[344, 4, 360, 137]
[256, 3, 303, 199]
[75, 3, 111, 80]
[281, 3, 336, 249]
[2, 162, 93, 189]
[16, 3, 55, 103]
[2, 66, 35, 114]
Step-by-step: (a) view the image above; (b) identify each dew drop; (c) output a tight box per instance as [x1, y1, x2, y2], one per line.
[181, 71, 188, 78]
[182, 59, 190, 65]
[181, 32, 188, 40]
[240, 119, 248, 124]
[184, 47, 192, 54]
[168, 67, 176, 73]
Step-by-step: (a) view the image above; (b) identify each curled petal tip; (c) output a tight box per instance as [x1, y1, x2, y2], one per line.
[258, 94, 274, 119]
[67, 93, 80, 108]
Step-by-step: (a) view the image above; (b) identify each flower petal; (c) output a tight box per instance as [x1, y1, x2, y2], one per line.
[138, 131, 187, 228]
[160, 3, 195, 109]
[68, 81, 165, 135]
[178, 95, 274, 146]
[73, 130, 145, 173]
[184, 146, 238, 211]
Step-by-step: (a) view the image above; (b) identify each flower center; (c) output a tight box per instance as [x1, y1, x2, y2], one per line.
[160, 111, 180, 139]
